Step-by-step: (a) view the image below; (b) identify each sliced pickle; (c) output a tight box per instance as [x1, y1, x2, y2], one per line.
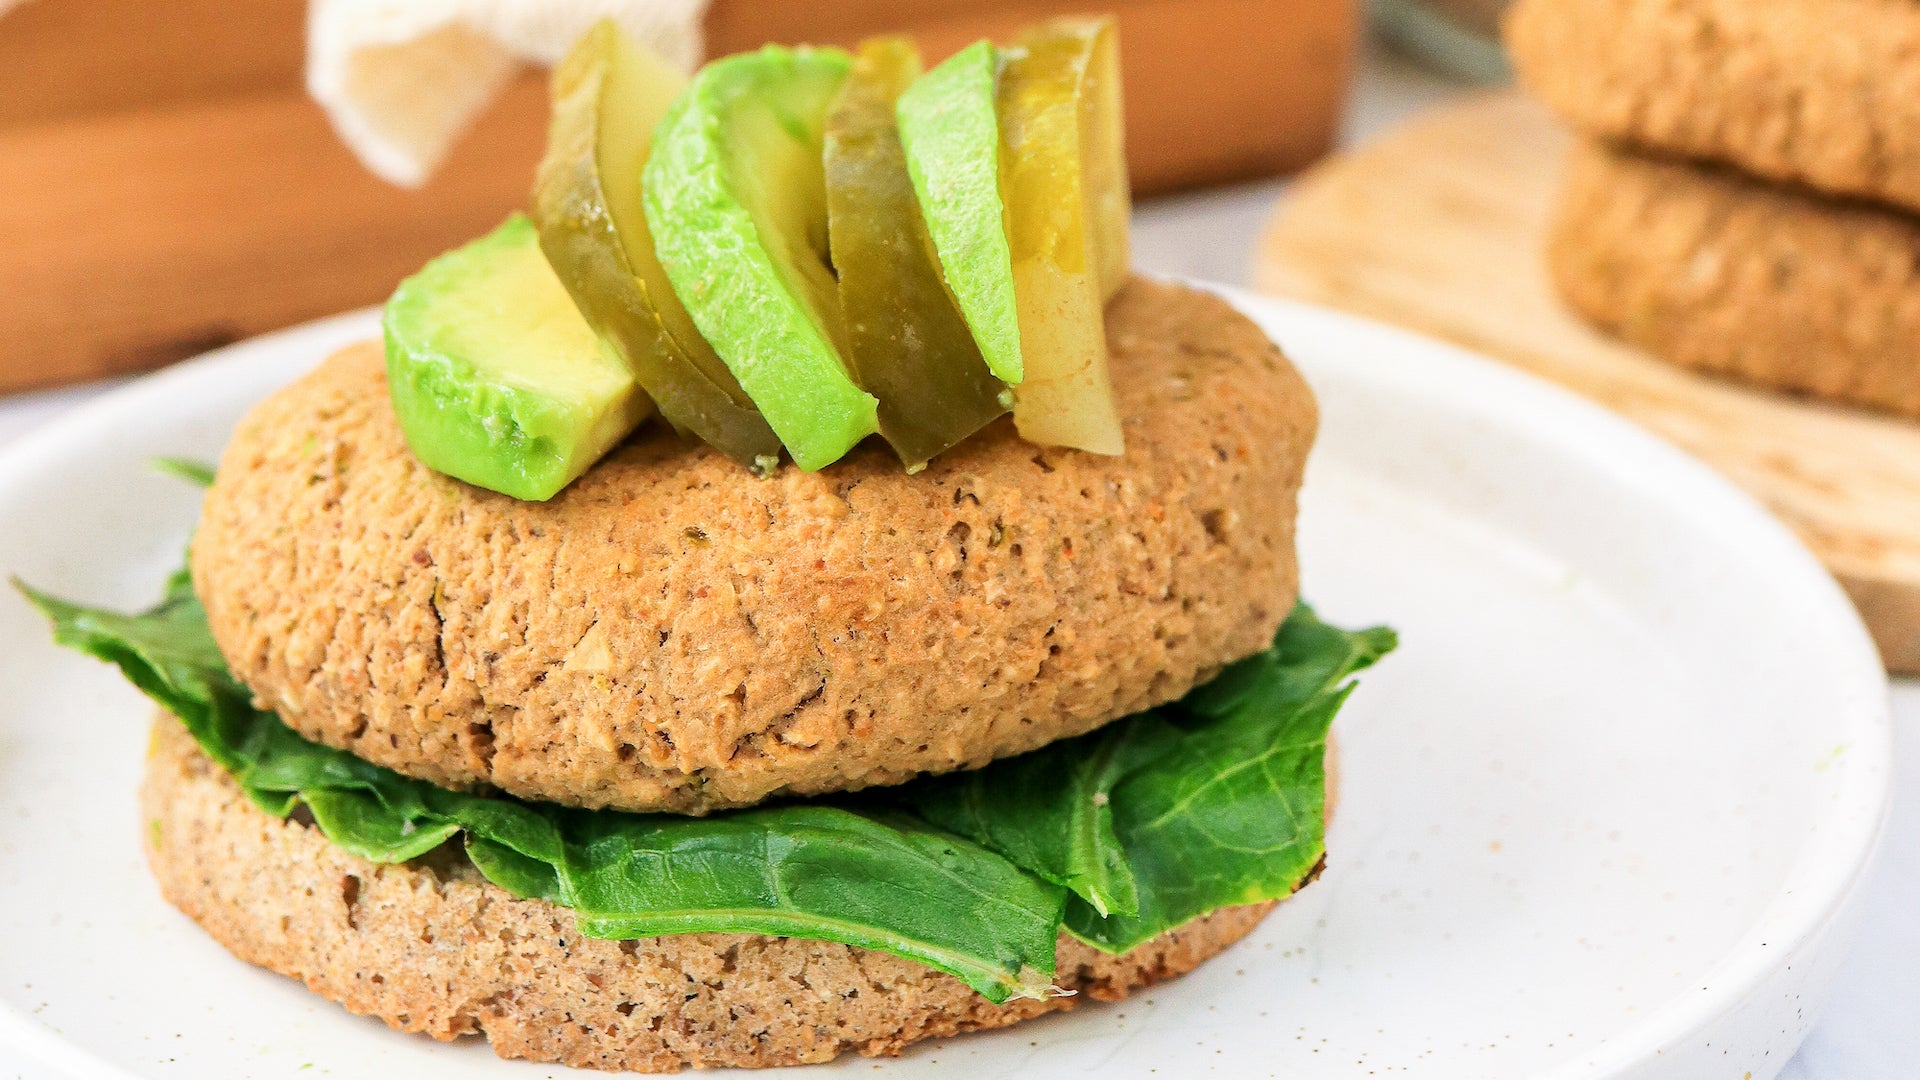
[998, 30, 1126, 455]
[1024, 17, 1131, 300]
[825, 37, 1009, 471]
[532, 20, 782, 470]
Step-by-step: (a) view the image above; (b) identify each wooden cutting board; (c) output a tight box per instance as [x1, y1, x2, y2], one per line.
[1257, 91, 1920, 673]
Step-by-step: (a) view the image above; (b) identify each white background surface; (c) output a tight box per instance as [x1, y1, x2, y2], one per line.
[1, 40, 1913, 1080]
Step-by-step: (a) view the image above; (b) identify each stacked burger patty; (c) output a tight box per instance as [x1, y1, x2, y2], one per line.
[1507, 0, 1920, 418]
[32, 279, 1392, 1072]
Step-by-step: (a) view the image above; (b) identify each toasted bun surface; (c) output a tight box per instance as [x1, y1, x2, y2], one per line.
[1507, 0, 1920, 214]
[142, 718, 1279, 1072]
[1550, 139, 1920, 418]
[192, 278, 1315, 813]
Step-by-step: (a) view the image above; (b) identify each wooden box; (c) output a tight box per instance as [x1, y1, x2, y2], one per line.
[0, 0, 1357, 392]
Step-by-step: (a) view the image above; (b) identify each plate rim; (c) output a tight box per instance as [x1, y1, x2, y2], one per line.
[0, 288, 1894, 1079]
[1215, 284, 1895, 1075]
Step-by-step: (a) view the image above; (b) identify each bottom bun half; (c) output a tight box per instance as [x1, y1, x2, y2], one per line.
[142, 717, 1319, 1072]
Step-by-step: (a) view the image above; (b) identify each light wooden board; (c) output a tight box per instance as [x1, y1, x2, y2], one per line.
[1257, 91, 1920, 673]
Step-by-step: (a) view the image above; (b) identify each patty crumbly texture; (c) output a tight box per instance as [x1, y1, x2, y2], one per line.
[1506, 0, 1920, 214]
[141, 718, 1279, 1073]
[1549, 138, 1920, 418]
[193, 278, 1316, 814]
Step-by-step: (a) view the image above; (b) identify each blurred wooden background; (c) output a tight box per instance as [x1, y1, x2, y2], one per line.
[0, 0, 1356, 393]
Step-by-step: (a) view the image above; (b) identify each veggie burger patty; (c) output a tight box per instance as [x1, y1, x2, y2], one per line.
[192, 278, 1316, 814]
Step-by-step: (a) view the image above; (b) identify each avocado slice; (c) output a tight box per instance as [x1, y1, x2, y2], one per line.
[383, 214, 653, 501]
[644, 45, 877, 472]
[825, 37, 1008, 471]
[895, 40, 1024, 385]
[533, 20, 782, 472]
[998, 24, 1126, 455]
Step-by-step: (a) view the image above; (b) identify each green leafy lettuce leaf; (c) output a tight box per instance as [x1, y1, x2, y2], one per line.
[15, 573, 1064, 1002]
[16, 472, 1391, 1000]
[905, 607, 1395, 951]
[904, 718, 1140, 917]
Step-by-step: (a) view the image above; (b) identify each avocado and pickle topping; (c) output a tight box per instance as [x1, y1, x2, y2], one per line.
[383, 17, 1132, 499]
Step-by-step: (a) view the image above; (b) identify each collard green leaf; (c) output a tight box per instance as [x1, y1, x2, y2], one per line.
[906, 721, 1138, 918]
[906, 605, 1395, 953]
[465, 835, 564, 902]
[1063, 688, 1342, 951]
[1181, 604, 1398, 723]
[12, 578, 250, 771]
[16, 563, 1063, 1003]
[18, 497, 1390, 998]
[557, 804, 1062, 995]
[1066, 608, 1394, 951]
[302, 788, 463, 863]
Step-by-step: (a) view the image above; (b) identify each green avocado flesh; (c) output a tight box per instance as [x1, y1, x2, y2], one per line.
[643, 45, 877, 472]
[382, 214, 652, 502]
[896, 40, 1024, 385]
[531, 21, 782, 471]
[825, 38, 1009, 470]
[19, 477, 1393, 1003]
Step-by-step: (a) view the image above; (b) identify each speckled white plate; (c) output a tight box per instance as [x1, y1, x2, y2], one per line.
[0, 287, 1892, 1079]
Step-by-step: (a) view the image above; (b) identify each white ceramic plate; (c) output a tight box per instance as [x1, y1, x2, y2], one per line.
[0, 289, 1891, 1080]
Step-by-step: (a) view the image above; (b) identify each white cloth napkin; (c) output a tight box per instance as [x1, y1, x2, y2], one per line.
[306, 0, 711, 187]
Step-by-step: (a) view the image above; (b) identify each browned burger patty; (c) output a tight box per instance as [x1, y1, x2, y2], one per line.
[1549, 138, 1920, 418]
[192, 278, 1317, 814]
[142, 717, 1281, 1073]
[1506, 0, 1920, 214]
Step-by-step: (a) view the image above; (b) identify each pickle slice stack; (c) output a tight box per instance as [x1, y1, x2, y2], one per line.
[386, 17, 1141, 496]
